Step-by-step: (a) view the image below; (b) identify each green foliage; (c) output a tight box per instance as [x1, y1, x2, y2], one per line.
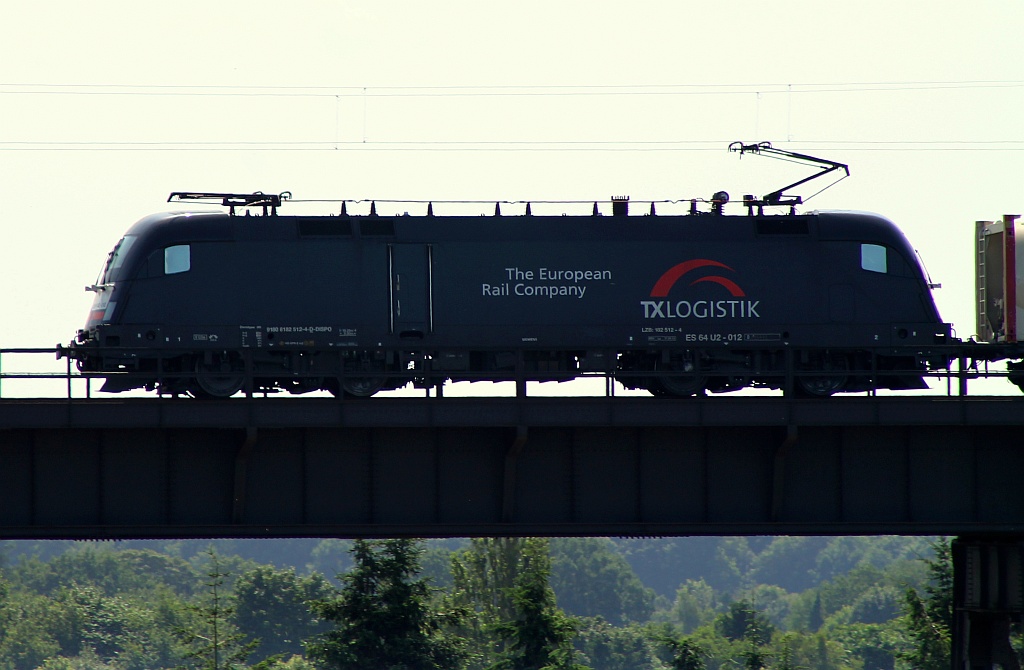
[748, 537, 825, 593]
[824, 622, 900, 670]
[550, 538, 655, 624]
[451, 537, 534, 668]
[613, 536, 938, 599]
[11, 546, 199, 598]
[308, 539, 465, 670]
[611, 537, 724, 597]
[659, 635, 707, 670]
[232, 565, 333, 664]
[741, 640, 768, 670]
[714, 601, 774, 645]
[574, 619, 660, 670]
[737, 584, 793, 629]
[785, 557, 929, 633]
[0, 575, 188, 670]
[714, 539, 757, 594]
[250, 654, 318, 670]
[307, 540, 354, 580]
[766, 631, 848, 670]
[178, 549, 257, 670]
[420, 544, 457, 590]
[0, 536, 953, 670]
[899, 539, 953, 670]
[665, 579, 718, 633]
[36, 647, 118, 669]
[453, 538, 528, 623]
[488, 539, 587, 670]
[56, 583, 186, 669]
[0, 588, 63, 670]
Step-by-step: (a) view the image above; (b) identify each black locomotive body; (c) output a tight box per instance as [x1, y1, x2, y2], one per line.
[68, 196, 951, 398]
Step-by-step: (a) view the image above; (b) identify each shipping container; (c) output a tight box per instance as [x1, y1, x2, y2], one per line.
[976, 214, 1024, 342]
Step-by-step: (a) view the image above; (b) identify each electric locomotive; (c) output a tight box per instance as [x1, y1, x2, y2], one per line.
[64, 145, 953, 398]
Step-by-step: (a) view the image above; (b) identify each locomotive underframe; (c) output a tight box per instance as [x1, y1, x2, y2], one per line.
[70, 335, 937, 399]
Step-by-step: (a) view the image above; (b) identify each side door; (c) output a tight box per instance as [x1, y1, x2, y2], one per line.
[389, 244, 432, 338]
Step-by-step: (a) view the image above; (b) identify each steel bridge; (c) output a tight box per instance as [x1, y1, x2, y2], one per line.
[2, 394, 1023, 539]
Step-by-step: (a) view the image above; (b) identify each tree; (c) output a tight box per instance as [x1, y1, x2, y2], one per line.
[714, 539, 757, 594]
[307, 539, 465, 670]
[250, 654, 319, 670]
[807, 593, 824, 632]
[232, 565, 332, 664]
[0, 587, 63, 670]
[825, 622, 899, 670]
[574, 619, 661, 670]
[10, 546, 199, 599]
[452, 538, 528, 624]
[900, 540, 953, 670]
[659, 636, 706, 670]
[489, 539, 588, 670]
[451, 537, 532, 668]
[550, 538, 655, 624]
[668, 579, 717, 634]
[715, 601, 774, 645]
[35, 648, 118, 670]
[179, 549, 256, 670]
[741, 639, 768, 670]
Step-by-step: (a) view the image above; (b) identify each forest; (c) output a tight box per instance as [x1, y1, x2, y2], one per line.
[0, 536, 955, 670]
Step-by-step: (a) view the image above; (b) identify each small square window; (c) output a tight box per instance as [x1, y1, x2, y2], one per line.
[164, 245, 191, 274]
[861, 244, 887, 273]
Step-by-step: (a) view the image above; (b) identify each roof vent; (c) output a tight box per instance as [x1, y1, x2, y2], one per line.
[612, 195, 629, 217]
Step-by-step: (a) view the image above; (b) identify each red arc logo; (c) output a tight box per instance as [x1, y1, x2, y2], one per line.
[650, 259, 746, 298]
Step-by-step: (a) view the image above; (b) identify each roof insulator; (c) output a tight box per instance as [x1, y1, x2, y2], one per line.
[370, 201, 377, 216]
[494, 202, 501, 216]
[592, 202, 599, 216]
[340, 201, 348, 216]
[427, 202, 434, 216]
[525, 202, 532, 216]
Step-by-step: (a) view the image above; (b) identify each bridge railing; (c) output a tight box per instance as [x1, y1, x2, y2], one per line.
[0, 345, 1018, 399]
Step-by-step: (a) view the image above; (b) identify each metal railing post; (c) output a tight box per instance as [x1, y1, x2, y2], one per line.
[516, 351, 526, 398]
[869, 349, 877, 397]
[784, 348, 794, 397]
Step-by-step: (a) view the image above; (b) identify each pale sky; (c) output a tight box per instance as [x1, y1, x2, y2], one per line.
[1, 1, 1021, 395]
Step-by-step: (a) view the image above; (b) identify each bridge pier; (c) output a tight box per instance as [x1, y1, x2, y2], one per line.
[952, 538, 1024, 670]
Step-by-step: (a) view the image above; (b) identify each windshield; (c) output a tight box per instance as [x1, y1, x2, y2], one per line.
[95, 235, 138, 285]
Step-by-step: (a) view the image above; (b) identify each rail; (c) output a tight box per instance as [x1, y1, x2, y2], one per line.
[0, 345, 1019, 400]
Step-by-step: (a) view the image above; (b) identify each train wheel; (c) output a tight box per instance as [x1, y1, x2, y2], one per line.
[340, 376, 386, 397]
[335, 361, 388, 398]
[653, 358, 706, 397]
[193, 358, 245, 398]
[796, 353, 849, 397]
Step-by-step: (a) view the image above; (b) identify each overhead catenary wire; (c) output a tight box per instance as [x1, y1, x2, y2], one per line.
[0, 140, 1020, 152]
[1, 79, 1018, 153]
[0, 79, 1021, 98]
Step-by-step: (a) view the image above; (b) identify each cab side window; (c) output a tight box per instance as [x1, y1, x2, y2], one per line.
[164, 245, 191, 274]
[860, 242, 915, 278]
[860, 244, 887, 273]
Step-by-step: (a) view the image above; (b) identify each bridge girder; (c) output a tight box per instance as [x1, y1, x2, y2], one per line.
[0, 397, 1022, 539]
